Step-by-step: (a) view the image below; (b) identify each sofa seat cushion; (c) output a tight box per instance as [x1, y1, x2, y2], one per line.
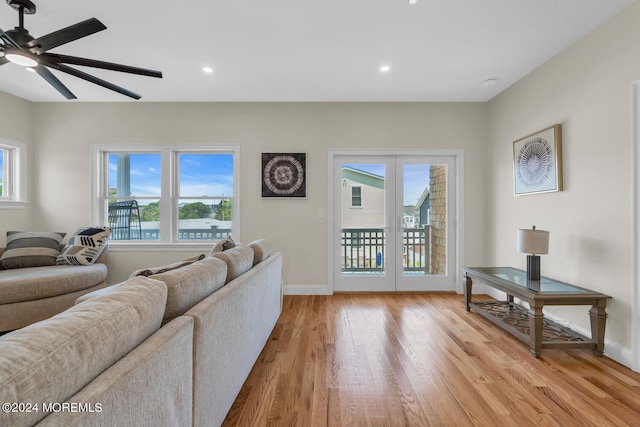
[212, 245, 254, 283]
[0, 264, 108, 305]
[0, 277, 167, 427]
[146, 257, 228, 323]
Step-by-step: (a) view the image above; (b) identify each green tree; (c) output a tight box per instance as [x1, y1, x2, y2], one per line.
[179, 202, 212, 220]
[141, 201, 160, 222]
[215, 200, 232, 221]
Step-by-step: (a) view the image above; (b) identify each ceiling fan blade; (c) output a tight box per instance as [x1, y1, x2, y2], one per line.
[26, 18, 106, 54]
[44, 53, 162, 78]
[50, 62, 142, 99]
[35, 66, 77, 99]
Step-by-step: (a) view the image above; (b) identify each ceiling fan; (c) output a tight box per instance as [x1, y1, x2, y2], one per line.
[0, 0, 162, 100]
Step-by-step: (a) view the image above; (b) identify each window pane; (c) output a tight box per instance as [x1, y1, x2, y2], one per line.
[108, 153, 161, 197]
[177, 198, 232, 241]
[108, 199, 160, 240]
[351, 187, 362, 207]
[179, 153, 234, 197]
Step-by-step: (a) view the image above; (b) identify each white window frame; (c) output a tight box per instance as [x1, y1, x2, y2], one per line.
[91, 144, 240, 251]
[0, 138, 28, 209]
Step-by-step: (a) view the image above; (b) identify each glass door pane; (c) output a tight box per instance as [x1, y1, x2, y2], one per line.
[396, 157, 455, 291]
[401, 163, 433, 276]
[334, 158, 395, 292]
[341, 163, 387, 276]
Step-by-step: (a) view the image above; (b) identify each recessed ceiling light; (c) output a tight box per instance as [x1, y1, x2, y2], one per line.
[380, 65, 391, 73]
[483, 78, 498, 87]
[202, 67, 214, 74]
[408, 0, 418, 4]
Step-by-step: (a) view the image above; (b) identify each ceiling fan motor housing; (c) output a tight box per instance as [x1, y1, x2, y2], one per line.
[5, 27, 34, 45]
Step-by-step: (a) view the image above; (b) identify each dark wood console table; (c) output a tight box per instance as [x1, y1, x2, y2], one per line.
[462, 267, 611, 358]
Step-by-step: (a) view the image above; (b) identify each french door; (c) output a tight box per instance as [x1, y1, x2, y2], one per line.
[331, 153, 457, 292]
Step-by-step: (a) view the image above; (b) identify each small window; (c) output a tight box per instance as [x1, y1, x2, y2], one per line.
[0, 138, 27, 209]
[350, 186, 362, 208]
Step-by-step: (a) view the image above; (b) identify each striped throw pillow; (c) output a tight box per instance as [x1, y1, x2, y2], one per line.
[0, 231, 66, 269]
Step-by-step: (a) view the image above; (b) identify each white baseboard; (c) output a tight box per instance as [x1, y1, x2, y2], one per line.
[283, 284, 332, 295]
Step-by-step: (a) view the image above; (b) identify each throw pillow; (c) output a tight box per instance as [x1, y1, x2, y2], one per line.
[0, 231, 66, 269]
[208, 235, 236, 256]
[56, 227, 111, 266]
[130, 254, 206, 278]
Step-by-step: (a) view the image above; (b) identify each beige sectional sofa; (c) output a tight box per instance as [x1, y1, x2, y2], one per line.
[0, 240, 283, 427]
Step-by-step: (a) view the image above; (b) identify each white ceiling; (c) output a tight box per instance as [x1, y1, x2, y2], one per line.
[0, 0, 634, 102]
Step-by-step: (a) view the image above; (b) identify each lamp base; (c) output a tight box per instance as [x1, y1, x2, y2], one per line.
[527, 254, 541, 281]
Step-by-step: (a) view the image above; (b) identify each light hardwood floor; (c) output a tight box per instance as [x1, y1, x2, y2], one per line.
[222, 293, 640, 426]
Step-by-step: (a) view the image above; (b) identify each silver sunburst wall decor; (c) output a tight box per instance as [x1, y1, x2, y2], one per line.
[516, 136, 553, 188]
[513, 124, 563, 196]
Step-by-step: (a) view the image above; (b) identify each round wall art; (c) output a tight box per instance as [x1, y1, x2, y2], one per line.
[261, 153, 306, 198]
[513, 124, 563, 196]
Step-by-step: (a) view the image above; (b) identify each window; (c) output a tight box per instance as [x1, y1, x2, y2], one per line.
[92, 145, 239, 247]
[0, 138, 27, 209]
[350, 186, 362, 208]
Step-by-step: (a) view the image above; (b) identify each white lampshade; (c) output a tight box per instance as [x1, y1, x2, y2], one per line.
[517, 228, 549, 255]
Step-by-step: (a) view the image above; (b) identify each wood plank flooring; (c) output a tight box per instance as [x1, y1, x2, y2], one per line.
[222, 293, 640, 426]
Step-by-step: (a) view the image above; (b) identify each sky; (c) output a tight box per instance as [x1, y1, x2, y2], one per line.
[108, 153, 234, 199]
[343, 163, 432, 206]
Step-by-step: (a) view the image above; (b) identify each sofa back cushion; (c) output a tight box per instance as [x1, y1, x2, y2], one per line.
[0, 276, 167, 427]
[128, 254, 206, 278]
[248, 239, 272, 266]
[146, 256, 228, 323]
[212, 244, 254, 283]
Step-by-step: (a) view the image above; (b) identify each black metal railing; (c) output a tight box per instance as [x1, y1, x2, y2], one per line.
[110, 227, 232, 241]
[341, 226, 430, 274]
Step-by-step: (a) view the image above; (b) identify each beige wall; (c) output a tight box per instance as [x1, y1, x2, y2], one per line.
[25, 102, 488, 286]
[0, 91, 34, 234]
[487, 2, 640, 350]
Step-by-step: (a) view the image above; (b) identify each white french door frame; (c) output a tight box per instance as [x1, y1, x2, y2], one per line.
[327, 149, 465, 294]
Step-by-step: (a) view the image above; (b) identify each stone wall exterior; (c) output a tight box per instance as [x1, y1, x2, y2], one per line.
[429, 165, 447, 275]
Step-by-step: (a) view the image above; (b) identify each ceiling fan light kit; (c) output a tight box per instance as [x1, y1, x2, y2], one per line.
[0, 0, 162, 100]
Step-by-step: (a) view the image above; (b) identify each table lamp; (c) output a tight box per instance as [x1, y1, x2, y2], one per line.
[517, 226, 549, 281]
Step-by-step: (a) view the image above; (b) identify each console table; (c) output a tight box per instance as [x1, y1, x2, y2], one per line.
[462, 267, 611, 357]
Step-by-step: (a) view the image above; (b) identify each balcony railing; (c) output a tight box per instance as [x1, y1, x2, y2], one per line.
[111, 228, 232, 241]
[341, 226, 430, 274]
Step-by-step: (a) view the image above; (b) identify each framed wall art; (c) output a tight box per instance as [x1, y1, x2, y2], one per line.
[513, 124, 563, 196]
[261, 153, 307, 198]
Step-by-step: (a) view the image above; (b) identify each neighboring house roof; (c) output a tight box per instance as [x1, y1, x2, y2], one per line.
[341, 167, 384, 190]
[404, 206, 418, 217]
[416, 186, 430, 209]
